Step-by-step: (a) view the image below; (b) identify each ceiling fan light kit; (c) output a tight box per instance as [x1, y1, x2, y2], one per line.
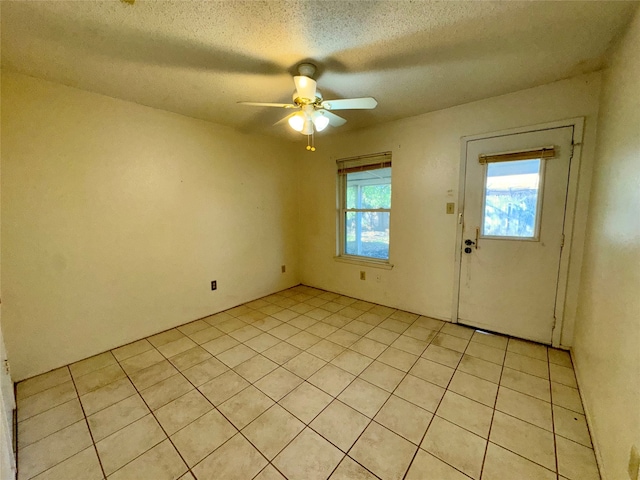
[239, 62, 378, 150]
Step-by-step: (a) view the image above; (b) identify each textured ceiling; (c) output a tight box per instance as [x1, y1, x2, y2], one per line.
[1, 1, 637, 139]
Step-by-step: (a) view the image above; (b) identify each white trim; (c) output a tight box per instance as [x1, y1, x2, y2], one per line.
[452, 117, 585, 349]
[570, 347, 607, 480]
[333, 256, 394, 270]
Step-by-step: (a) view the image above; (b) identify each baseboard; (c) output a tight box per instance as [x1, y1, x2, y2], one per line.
[570, 346, 608, 480]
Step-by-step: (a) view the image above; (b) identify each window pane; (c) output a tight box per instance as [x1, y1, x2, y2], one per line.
[482, 159, 541, 238]
[346, 168, 391, 209]
[345, 211, 390, 259]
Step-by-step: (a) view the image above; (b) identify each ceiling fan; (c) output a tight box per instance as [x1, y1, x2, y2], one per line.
[239, 62, 377, 150]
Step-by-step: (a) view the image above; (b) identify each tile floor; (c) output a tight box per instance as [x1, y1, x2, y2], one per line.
[15, 285, 600, 480]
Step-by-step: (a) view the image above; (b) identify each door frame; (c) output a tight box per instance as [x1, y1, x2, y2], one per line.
[451, 118, 585, 347]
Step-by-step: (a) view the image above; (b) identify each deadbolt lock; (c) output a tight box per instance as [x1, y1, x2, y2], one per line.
[464, 239, 475, 246]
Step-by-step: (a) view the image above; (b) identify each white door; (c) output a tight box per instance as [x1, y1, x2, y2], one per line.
[457, 126, 573, 344]
[0, 319, 16, 480]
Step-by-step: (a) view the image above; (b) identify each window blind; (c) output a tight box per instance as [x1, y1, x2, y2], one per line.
[479, 146, 555, 164]
[337, 152, 392, 175]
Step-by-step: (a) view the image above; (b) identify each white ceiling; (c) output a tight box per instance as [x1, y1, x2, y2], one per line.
[1, 1, 637, 139]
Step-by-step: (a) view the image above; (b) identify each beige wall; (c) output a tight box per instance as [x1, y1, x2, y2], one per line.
[298, 72, 602, 347]
[1, 71, 299, 380]
[572, 8, 640, 480]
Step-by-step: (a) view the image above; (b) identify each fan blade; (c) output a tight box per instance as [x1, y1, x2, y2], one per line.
[323, 111, 347, 127]
[321, 97, 378, 110]
[274, 112, 298, 126]
[238, 102, 297, 108]
[293, 76, 317, 100]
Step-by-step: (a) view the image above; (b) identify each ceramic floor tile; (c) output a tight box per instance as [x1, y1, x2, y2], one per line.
[148, 329, 186, 348]
[244, 332, 281, 352]
[465, 342, 505, 365]
[482, 442, 556, 480]
[234, 354, 278, 383]
[308, 364, 355, 397]
[288, 314, 318, 330]
[414, 316, 445, 331]
[551, 382, 584, 413]
[377, 347, 418, 372]
[181, 357, 228, 386]
[489, 411, 555, 470]
[243, 404, 305, 460]
[279, 382, 333, 424]
[18, 420, 93, 480]
[216, 318, 249, 334]
[374, 395, 433, 445]
[16, 367, 71, 401]
[378, 318, 410, 334]
[555, 435, 600, 480]
[120, 349, 165, 375]
[307, 340, 346, 362]
[507, 338, 548, 361]
[229, 324, 263, 342]
[457, 354, 502, 384]
[504, 351, 549, 379]
[548, 348, 572, 368]
[365, 327, 400, 345]
[273, 309, 302, 322]
[327, 329, 362, 348]
[405, 449, 470, 480]
[394, 374, 445, 412]
[349, 337, 387, 358]
[177, 319, 210, 336]
[218, 385, 274, 429]
[470, 330, 508, 350]
[155, 389, 213, 435]
[306, 322, 339, 338]
[448, 370, 498, 407]
[18, 398, 84, 448]
[18, 381, 78, 422]
[29, 447, 102, 480]
[431, 333, 469, 353]
[500, 367, 550, 402]
[95, 414, 165, 475]
[157, 336, 199, 358]
[192, 433, 268, 480]
[74, 363, 126, 396]
[549, 363, 577, 388]
[255, 367, 303, 401]
[263, 342, 303, 364]
[87, 394, 149, 442]
[287, 331, 322, 350]
[421, 344, 462, 368]
[79, 377, 136, 416]
[329, 456, 378, 480]
[358, 361, 405, 392]
[403, 325, 437, 342]
[421, 416, 486, 480]
[140, 373, 193, 410]
[436, 390, 493, 438]
[495, 386, 552, 431]
[170, 409, 236, 467]
[270, 323, 302, 340]
[284, 352, 327, 379]
[350, 422, 417, 480]
[168, 346, 212, 371]
[253, 317, 285, 332]
[70, 352, 117, 378]
[310, 399, 370, 452]
[108, 439, 187, 480]
[330, 350, 373, 376]
[188, 326, 225, 345]
[409, 358, 455, 387]
[216, 343, 257, 368]
[128, 360, 178, 391]
[198, 370, 249, 406]
[357, 312, 386, 326]
[390, 335, 428, 356]
[273, 428, 344, 480]
[343, 320, 375, 336]
[553, 404, 592, 447]
[337, 378, 390, 418]
[254, 464, 287, 480]
[201, 335, 240, 356]
[441, 323, 474, 340]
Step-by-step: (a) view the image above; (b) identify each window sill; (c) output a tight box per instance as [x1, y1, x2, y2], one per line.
[333, 255, 394, 270]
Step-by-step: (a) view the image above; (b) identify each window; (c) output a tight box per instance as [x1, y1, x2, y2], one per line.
[337, 152, 392, 261]
[482, 158, 544, 239]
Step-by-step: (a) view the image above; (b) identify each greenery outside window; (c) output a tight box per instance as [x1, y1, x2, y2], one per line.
[337, 152, 392, 262]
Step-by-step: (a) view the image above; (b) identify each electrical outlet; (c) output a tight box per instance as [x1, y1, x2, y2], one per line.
[446, 202, 455, 214]
[211, 280, 217, 291]
[360, 271, 366, 280]
[281, 265, 286, 273]
[629, 445, 640, 480]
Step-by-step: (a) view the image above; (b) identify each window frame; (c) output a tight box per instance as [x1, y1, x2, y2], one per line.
[336, 152, 392, 265]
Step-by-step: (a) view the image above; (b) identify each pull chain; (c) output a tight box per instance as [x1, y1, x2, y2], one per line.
[306, 132, 316, 151]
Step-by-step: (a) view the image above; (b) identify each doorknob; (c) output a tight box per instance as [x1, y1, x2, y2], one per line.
[464, 247, 473, 254]
[464, 239, 475, 246]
